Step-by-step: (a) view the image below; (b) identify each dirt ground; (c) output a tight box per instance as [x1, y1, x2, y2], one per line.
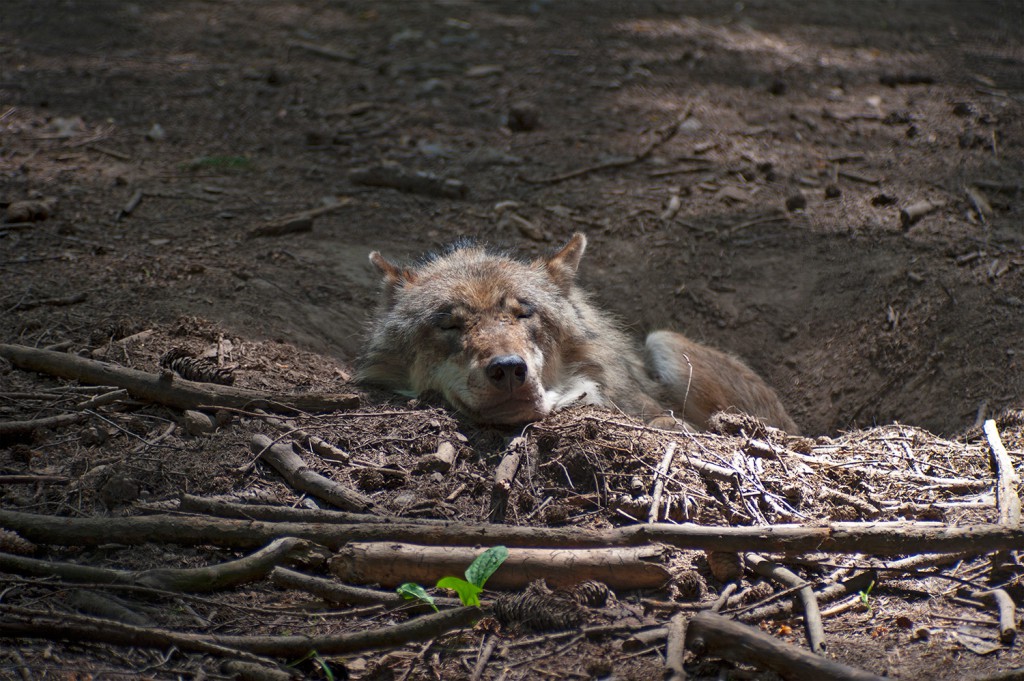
[2, 1, 1023, 679]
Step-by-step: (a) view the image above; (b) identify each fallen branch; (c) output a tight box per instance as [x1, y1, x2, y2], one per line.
[745, 553, 824, 654]
[0, 474, 70, 485]
[685, 611, 884, 681]
[251, 434, 376, 513]
[522, 108, 691, 185]
[0, 538, 322, 592]
[0, 603, 479, 657]
[0, 412, 86, 438]
[90, 329, 155, 358]
[664, 612, 687, 681]
[737, 569, 876, 624]
[271, 567, 460, 610]
[350, 164, 467, 199]
[257, 409, 350, 463]
[972, 588, 1017, 644]
[247, 197, 352, 239]
[10, 292, 87, 312]
[0, 343, 359, 414]
[984, 419, 1021, 528]
[176, 494, 440, 525]
[329, 542, 673, 590]
[3, 509, 1024, 555]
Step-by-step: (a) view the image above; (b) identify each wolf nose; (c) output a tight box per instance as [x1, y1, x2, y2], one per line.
[486, 355, 528, 390]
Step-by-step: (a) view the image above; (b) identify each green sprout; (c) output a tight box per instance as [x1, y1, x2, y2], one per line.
[859, 580, 876, 611]
[397, 545, 509, 610]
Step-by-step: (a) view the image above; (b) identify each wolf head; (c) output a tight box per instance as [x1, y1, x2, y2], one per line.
[357, 233, 593, 425]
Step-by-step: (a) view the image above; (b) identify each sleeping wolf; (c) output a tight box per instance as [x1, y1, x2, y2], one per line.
[357, 233, 797, 432]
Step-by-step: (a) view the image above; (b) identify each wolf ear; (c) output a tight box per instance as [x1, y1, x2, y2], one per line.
[369, 251, 417, 295]
[545, 233, 587, 291]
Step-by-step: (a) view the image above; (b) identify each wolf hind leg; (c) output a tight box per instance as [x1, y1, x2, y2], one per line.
[644, 330, 798, 433]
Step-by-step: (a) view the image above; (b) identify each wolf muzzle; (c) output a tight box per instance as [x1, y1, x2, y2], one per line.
[486, 354, 529, 393]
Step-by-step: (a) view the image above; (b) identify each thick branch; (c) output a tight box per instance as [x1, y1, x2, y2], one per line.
[0, 538, 320, 592]
[0, 343, 359, 414]
[3, 509, 1024, 555]
[686, 611, 884, 681]
[329, 542, 673, 590]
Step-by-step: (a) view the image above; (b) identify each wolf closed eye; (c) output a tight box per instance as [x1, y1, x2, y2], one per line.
[358, 233, 797, 432]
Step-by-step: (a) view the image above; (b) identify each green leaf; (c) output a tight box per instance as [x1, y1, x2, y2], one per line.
[464, 545, 509, 588]
[436, 576, 484, 607]
[396, 582, 438, 611]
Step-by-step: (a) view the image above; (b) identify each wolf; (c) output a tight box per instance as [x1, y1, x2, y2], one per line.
[357, 233, 797, 432]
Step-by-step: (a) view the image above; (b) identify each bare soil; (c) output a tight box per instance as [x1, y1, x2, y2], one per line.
[1, 1, 1023, 680]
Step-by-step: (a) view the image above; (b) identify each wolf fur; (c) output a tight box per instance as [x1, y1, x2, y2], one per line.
[357, 233, 797, 432]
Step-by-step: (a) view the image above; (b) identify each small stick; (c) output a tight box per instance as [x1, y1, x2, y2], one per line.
[76, 388, 130, 410]
[837, 169, 881, 185]
[0, 412, 86, 437]
[522, 106, 692, 185]
[711, 582, 738, 613]
[117, 189, 144, 220]
[247, 198, 353, 239]
[350, 165, 467, 199]
[257, 410, 350, 463]
[0, 475, 70, 485]
[90, 329, 155, 358]
[469, 634, 499, 681]
[271, 566, 459, 610]
[219, 661, 294, 681]
[330, 542, 673, 590]
[251, 434, 375, 513]
[88, 144, 131, 161]
[900, 200, 943, 228]
[648, 443, 677, 523]
[489, 437, 527, 523]
[286, 40, 357, 63]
